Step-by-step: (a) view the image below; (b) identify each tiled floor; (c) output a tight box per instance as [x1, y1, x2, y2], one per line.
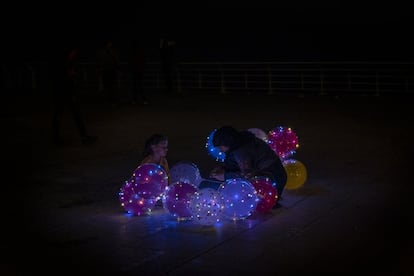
[4, 92, 412, 275]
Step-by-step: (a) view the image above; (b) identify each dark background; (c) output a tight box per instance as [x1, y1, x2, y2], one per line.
[3, 3, 413, 62]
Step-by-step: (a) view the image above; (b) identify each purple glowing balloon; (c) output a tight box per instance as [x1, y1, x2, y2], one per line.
[119, 180, 156, 216]
[131, 163, 169, 201]
[163, 181, 198, 220]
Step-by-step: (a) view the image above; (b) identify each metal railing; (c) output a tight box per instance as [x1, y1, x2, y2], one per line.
[2, 61, 414, 96]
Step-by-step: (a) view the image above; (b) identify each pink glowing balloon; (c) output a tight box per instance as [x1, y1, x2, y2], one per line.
[267, 126, 299, 160]
[250, 176, 279, 213]
[163, 181, 198, 220]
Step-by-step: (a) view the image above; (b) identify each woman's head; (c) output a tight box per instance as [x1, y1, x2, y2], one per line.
[212, 126, 239, 152]
[142, 134, 168, 158]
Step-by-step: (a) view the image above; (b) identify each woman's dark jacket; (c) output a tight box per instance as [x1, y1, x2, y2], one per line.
[223, 131, 287, 196]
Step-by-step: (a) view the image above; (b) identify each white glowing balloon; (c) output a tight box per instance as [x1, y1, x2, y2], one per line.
[247, 128, 268, 142]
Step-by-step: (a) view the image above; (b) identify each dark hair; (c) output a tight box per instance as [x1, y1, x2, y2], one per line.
[212, 126, 239, 149]
[142, 134, 168, 157]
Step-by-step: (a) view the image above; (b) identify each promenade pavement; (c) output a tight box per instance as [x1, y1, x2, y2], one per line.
[2, 89, 412, 275]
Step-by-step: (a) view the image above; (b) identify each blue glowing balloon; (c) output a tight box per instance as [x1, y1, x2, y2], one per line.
[205, 129, 226, 162]
[218, 178, 259, 221]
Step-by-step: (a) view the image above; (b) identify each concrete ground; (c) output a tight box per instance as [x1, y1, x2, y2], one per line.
[2, 89, 412, 275]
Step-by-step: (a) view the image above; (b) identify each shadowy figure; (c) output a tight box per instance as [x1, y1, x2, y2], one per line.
[127, 40, 149, 105]
[207, 126, 287, 205]
[96, 38, 121, 104]
[160, 34, 176, 94]
[51, 41, 97, 146]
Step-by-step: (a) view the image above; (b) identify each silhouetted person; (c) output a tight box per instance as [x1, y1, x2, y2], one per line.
[51, 41, 97, 146]
[127, 40, 149, 105]
[209, 126, 287, 202]
[160, 35, 176, 94]
[96, 38, 121, 104]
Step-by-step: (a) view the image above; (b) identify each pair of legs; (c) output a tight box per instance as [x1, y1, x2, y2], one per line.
[51, 86, 96, 145]
[101, 68, 118, 103]
[130, 72, 149, 104]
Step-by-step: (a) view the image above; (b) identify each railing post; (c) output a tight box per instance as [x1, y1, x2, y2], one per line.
[347, 72, 353, 94]
[375, 72, 380, 96]
[319, 71, 325, 96]
[405, 78, 408, 94]
[244, 71, 249, 95]
[300, 72, 304, 90]
[176, 67, 182, 93]
[267, 66, 274, 95]
[220, 67, 226, 94]
[156, 72, 160, 89]
[27, 63, 36, 89]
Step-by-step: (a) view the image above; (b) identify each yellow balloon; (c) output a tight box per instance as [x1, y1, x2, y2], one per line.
[283, 159, 307, 190]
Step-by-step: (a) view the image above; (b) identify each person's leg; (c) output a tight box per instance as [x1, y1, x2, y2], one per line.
[51, 97, 65, 145]
[68, 96, 97, 145]
[68, 97, 87, 136]
[130, 73, 138, 104]
[163, 66, 173, 94]
[136, 73, 149, 104]
[102, 69, 117, 103]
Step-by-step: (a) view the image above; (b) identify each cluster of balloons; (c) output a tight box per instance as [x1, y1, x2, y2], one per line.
[119, 125, 307, 220]
[264, 126, 307, 190]
[206, 126, 307, 190]
[119, 162, 280, 225]
[167, 162, 279, 224]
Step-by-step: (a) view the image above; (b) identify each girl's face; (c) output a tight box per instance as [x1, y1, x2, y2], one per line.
[151, 140, 168, 157]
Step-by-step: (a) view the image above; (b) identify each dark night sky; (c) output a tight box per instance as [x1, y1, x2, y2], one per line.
[4, 3, 413, 62]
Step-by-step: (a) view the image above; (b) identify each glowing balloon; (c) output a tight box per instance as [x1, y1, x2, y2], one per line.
[219, 178, 259, 221]
[247, 128, 268, 142]
[163, 181, 198, 220]
[267, 126, 299, 160]
[131, 163, 169, 201]
[205, 129, 226, 162]
[189, 188, 224, 226]
[283, 159, 307, 190]
[119, 180, 156, 216]
[170, 161, 203, 187]
[250, 176, 278, 213]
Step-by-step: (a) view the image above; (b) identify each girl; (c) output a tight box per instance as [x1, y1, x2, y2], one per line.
[140, 133, 170, 182]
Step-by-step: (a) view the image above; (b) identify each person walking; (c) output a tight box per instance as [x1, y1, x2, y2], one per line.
[127, 39, 149, 105]
[96, 38, 121, 105]
[160, 34, 176, 94]
[51, 41, 97, 145]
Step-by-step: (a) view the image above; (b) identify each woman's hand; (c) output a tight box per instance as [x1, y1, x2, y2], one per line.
[209, 166, 225, 181]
